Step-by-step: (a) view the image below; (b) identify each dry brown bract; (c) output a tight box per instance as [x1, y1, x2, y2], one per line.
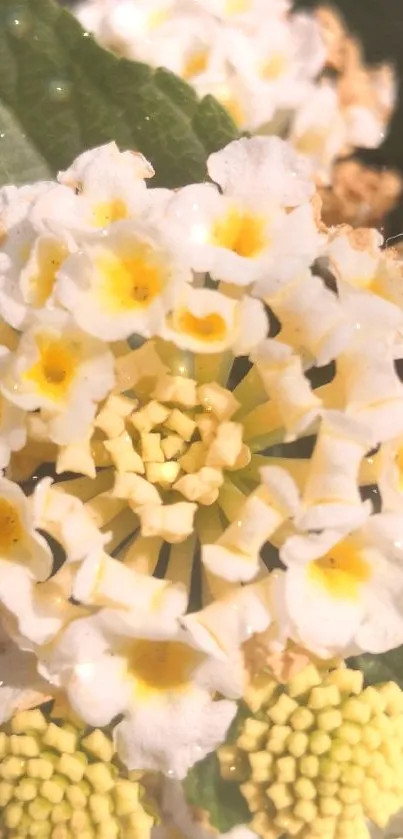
[319, 159, 402, 227]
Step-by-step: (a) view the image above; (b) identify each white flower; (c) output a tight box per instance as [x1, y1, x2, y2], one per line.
[0, 182, 62, 328]
[161, 286, 268, 354]
[0, 477, 51, 583]
[220, 14, 325, 130]
[30, 142, 155, 240]
[166, 180, 320, 289]
[57, 219, 192, 341]
[202, 469, 300, 582]
[337, 340, 403, 444]
[325, 225, 383, 289]
[250, 339, 322, 440]
[32, 478, 109, 562]
[208, 136, 314, 208]
[277, 511, 403, 657]
[39, 592, 239, 778]
[296, 411, 374, 531]
[0, 348, 26, 468]
[289, 81, 348, 184]
[0, 313, 115, 444]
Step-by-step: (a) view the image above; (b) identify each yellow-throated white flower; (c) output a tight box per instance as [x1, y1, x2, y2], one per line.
[276, 511, 403, 657]
[57, 219, 193, 341]
[0, 313, 115, 444]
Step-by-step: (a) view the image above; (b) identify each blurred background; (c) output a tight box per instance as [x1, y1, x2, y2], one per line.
[60, 0, 403, 240]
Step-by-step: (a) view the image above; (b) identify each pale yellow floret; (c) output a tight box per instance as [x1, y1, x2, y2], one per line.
[113, 472, 162, 506]
[308, 686, 341, 711]
[95, 409, 126, 439]
[50, 801, 72, 824]
[248, 751, 274, 784]
[81, 730, 115, 764]
[240, 782, 268, 812]
[206, 421, 243, 468]
[137, 500, 197, 543]
[104, 433, 145, 474]
[267, 782, 294, 809]
[173, 467, 223, 505]
[0, 757, 26, 780]
[42, 724, 77, 756]
[161, 433, 186, 460]
[316, 709, 343, 732]
[89, 792, 113, 822]
[287, 732, 309, 758]
[57, 753, 87, 783]
[15, 777, 39, 801]
[57, 439, 97, 478]
[244, 674, 278, 713]
[65, 782, 89, 809]
[197, 382, 240, 420]
[326, 668, 363, 695]
[165, 409, 196, 441]
[28, 796, 53, 821]
[113, 779, 140, 817]
[152, 374, 198, 408]
[85, 763, 115, 794]
[179, 441, 207, 473]
[288, 665, 322, 698]
[145, 462, 181, 486]
[0, 731, 7, 757]
[40, 776, 68, 804]
[196, 414, 217, 443]
[276, 755, 297, 783]
[237, 719, 269, 752]
[26, 758, 54, 780]
[299, 755, 320, 779]
[11, 711, 47, 735]
[141, 432, 164, 463]
[10, 735, 40, 758]
[290, 708, 315, 732]
[0, 781, 14, 806]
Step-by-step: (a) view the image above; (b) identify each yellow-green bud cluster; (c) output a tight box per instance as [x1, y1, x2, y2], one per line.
[0, 707, 154, 839]
[218, 665, 403, 839]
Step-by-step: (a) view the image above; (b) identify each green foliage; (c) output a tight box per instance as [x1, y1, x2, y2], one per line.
[184, 751, 251, 834]
[0, 0, 239, 189]
[349, 647, 403, 688]
[183, 704, 251, 833]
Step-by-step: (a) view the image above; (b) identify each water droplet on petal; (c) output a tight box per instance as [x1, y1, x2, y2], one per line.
[48, 79, 72, 103]
[6, 6, 32, 37]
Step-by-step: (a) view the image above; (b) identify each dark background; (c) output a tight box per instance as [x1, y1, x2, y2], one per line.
[62, 0, 403, 236]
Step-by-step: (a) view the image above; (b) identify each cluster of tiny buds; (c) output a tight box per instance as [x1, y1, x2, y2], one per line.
[218, 665, 403, 839]
[0, 707, 154, 839]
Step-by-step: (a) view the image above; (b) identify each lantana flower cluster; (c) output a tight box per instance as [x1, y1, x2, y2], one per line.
[75, 0, 396, 185]
[2, 135, 403, 795]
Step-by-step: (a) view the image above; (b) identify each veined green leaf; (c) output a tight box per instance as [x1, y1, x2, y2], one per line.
[0, 0, 239, 188]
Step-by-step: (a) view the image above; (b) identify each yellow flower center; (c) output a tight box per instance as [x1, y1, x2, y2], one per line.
[308, 538, 372, 600]
[177, 310, 228, 343]
[24, 335, 78, 401]
[127, 640, 200, 697]
[92, 199, 128, 228]
[183, 49, 209, 79]
[211, 209, 267, 258]
[96, 250, 165, 313]
[0, 498, 23, 554]
[260, 54, 287, 80]
[225, 0, 249, 13]
[29, 239, 68, 306]
[294, 130, 327, 156]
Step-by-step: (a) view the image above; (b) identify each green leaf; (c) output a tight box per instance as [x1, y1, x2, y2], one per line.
[0, 0, 239, 189]
[183, 704, 251, 833]
[192, 95, 239, 156]
[183, 751, 251, 833]
[348, 647, 403, 688]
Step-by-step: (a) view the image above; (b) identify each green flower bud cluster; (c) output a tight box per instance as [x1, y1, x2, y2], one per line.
[0, 706, 154, 839]
[217, 664, 403, 839]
